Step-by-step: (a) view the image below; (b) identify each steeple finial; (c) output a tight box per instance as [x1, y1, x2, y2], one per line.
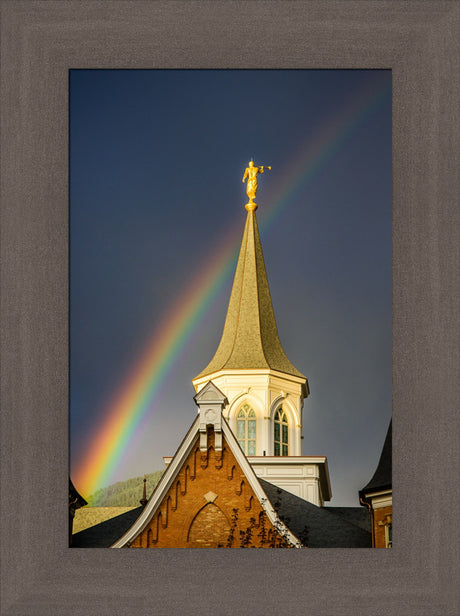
[242, 161, 271, 211]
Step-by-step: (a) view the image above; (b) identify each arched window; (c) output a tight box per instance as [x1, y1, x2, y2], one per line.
[237, 404, 256, 455]
[274, 408, 288, 456]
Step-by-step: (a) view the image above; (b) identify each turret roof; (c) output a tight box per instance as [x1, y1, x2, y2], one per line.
[360, 420, 392, 496]
[194, 209, 305, 381]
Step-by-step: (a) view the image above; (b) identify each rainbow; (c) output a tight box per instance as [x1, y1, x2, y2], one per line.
[72, 222, 242, 497]
[72, 77, 390, 498]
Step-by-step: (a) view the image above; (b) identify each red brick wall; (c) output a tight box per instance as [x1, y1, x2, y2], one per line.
[129, 428, 290, 548]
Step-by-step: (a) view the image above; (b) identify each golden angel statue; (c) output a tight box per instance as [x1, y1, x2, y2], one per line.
[242, 160, 271, 210]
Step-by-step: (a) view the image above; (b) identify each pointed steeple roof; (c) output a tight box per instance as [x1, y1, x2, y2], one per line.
[194, 208, 305, 380]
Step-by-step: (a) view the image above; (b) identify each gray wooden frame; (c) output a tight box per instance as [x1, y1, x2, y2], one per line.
[1, 1, 458, 614]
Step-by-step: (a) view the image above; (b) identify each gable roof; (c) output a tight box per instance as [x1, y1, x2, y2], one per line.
[194, 379, 228, 406]
[72, 507, 144, 548]
[260, 480, 372, 548]
[323, 506, 372, 533]
[72, 483, 373, 549]
[194, 208, 306, 382]
[111, 399, 301, 548]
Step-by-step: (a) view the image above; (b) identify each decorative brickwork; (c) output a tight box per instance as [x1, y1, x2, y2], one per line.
[188, 503, 230, 547]
[129, 427, 291, 548]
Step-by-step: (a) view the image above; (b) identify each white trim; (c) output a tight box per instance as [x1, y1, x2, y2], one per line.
[247, 456, 332, 504]
[371, 492, 392, 509]
[166, 455, 329, 465]
[365, 488, 392, 499]
[270, 396, 298, 423]
[193, 368, 307, 392]
[247, 455, 327, 463]
[228, 392, 264, 420]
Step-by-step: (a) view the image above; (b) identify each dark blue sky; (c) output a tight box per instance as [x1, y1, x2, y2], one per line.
[70, 69, 392, 506]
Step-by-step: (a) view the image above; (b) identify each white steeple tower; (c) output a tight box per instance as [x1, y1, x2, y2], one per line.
[192, 163, 331, 506]
[192, 196, 308, 458]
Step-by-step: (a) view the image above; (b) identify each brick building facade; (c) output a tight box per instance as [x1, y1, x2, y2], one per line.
[113, 382, 300, 548]
[359, 421, 392, 548]
[128, 427, 292, 548]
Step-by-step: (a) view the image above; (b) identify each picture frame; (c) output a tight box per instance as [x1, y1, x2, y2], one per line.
[1, 1, 458, 614]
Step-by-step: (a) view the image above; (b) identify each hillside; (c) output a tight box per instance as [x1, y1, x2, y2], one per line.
[87, 471, 164, 506]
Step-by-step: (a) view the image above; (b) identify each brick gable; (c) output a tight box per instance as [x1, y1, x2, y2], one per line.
[129, 427, 291, 548]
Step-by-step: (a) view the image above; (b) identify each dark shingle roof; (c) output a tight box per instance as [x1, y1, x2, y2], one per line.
[71, 506, 144, 548]
[360, 420, 392, 496]
[71, 482, 373, 548]
[323, 506, 372, 532]
[260, 479, 372, 548]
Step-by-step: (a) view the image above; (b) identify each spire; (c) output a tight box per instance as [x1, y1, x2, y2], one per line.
[139, 475, 148, 507]
[194, 206, 305, 381]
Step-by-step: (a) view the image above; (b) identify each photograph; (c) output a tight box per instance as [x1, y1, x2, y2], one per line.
[3, 2, 457, 613]
[69, 68, 392, 548]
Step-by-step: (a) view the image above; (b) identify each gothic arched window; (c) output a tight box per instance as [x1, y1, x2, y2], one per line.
[274, 408, 288, 456]
[237, 404, 256, 455]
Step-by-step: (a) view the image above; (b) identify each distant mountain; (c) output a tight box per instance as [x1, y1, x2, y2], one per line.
[87, 471, 164, 506]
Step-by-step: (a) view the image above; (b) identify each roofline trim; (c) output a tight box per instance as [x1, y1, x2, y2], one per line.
[193, 368, 307, 388]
